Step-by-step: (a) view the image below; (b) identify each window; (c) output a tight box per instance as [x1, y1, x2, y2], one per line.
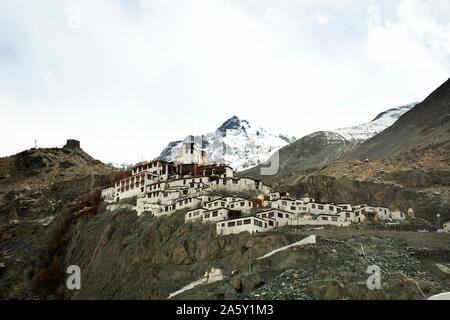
[311, 204, 316, 209]
[321, 217, 328, 221]
[269, 212, 274, 217]
[278, 213, 283, 218]
[237, 220, 242, 226]
[291, 206, 295, 210]
[240, 202, 244, 206]
[332, 217, 338, 221]
[228, 221, 235, 227]
[329, 206, 334, 211]
[213, 211, 218, 217]
[244, 219, 251, 225]
[204, 213, 210, 219]
[282, 201, 287, 205]
[318, 205, 324, 210]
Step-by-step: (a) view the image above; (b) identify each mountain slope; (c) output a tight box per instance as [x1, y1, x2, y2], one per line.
[268, 79, 450, 222]
[157, 116, 296, 171]
[239, 103, 415, 180]
[333, 103, 417, 141]
[346, 78, 450, 160]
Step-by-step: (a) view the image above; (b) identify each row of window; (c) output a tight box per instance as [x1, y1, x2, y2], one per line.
[116, 173, 147, 184]
[204, 210, 223, 219]
[133, 162, 161, 174]
[118, 183, 144, 192]
[219, 218, 267, 228]
[321, 216, 339, 221]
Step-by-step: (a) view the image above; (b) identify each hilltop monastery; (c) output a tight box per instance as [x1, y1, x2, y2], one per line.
[101, 142, 398, 236]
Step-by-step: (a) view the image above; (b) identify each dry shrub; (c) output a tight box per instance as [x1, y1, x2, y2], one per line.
[31, 256, 64, 298]
[32, 189, 102, 299]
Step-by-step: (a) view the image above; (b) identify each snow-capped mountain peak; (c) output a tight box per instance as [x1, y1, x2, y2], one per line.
[332, 102, 418, 141]
[158, 116, 296, 171]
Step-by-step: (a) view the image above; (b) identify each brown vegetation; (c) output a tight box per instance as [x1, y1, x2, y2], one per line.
[31, 190, 102, 299]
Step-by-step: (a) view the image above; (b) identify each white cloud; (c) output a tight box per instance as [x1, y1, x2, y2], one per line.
[314, 11, 333, 26]
[0, 0, 449, 164]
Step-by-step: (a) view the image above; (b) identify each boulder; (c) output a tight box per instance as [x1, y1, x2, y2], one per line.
[324, 279, 344, 300]
[241, 273, 264, 292]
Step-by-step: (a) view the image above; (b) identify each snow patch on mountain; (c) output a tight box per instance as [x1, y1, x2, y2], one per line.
[157, 116, 296, 171]
[332, 103, 418, 141]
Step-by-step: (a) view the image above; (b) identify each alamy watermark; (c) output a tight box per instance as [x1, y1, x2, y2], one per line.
[66, 5, 80, 30]
[260, 150, 279, 176]
[66, 265, 81, 290]
[366, 265, 381, 290]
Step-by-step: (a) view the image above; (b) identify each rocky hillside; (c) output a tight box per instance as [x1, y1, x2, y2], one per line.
[0, 140, 123, 298]
[158, 116, 296, 171]
[270, 148, 449, 222]
[1, 140, 448, 300]
[42, 204, 450, 299]
[239, 103, 415, 180]
[0, 140, 121, 222]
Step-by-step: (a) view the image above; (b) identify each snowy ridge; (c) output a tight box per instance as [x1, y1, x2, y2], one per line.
[157, 116, 296, 171]
[332, 103, 418, 141]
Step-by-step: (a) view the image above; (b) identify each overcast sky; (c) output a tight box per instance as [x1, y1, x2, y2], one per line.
[1, 0, 449, 164]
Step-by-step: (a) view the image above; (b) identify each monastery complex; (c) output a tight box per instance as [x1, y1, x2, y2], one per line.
[101, 142, 402, 236]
